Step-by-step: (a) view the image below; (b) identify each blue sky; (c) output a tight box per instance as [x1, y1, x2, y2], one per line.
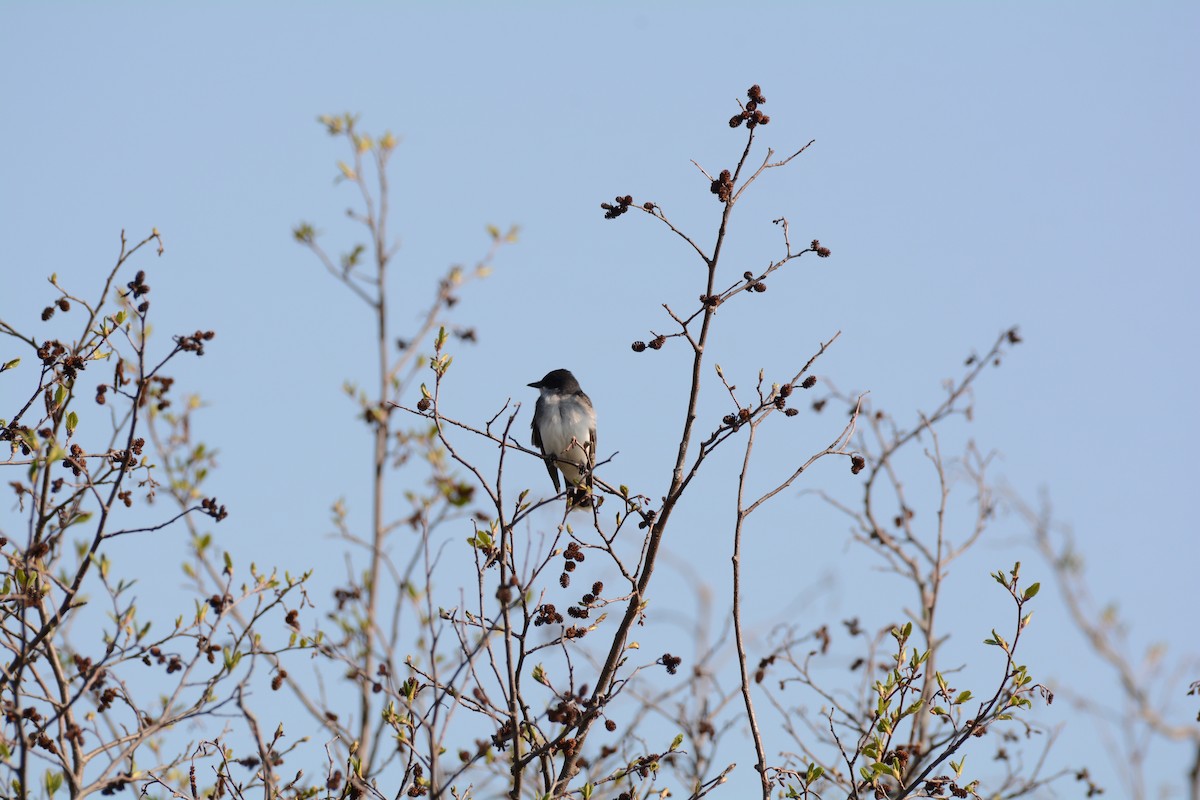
[3, 2, 1198, 797]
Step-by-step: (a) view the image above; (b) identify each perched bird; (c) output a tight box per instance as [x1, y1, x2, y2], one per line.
[528, 369, 596, 502]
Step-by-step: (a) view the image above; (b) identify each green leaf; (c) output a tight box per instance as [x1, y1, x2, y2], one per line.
[66, 412, 78, 436]
[292, 222, 315, 243]
[670, 733, 684, 751]
[0, 358, 19, 372]
[955, 690, 973, 704]
[1022, 582, 1040, 600]
[341, 243, 365, 269]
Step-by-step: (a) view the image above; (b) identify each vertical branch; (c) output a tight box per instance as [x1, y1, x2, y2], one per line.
[552, 123, 761, 793]
[297, 115, 395, 765]
[908, 415, 947, 753]
[732, 423, 771, 800]
[361, 160, 389, 764]
[296, 115, 510, 787]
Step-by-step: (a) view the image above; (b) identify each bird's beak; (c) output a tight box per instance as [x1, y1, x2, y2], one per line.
[527, 381, 541, 389]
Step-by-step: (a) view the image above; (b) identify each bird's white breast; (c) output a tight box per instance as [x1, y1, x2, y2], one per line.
[538, 394, 592, 466]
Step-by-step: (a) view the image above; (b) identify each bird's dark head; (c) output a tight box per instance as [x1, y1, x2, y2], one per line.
[528, 369, 580, 393]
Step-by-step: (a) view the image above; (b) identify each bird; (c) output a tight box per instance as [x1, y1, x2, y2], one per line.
[528, 369, 596, 503]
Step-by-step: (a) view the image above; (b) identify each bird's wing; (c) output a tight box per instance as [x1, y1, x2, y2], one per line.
[531, 398, 561, 492]
[530, 414, 543, 450]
